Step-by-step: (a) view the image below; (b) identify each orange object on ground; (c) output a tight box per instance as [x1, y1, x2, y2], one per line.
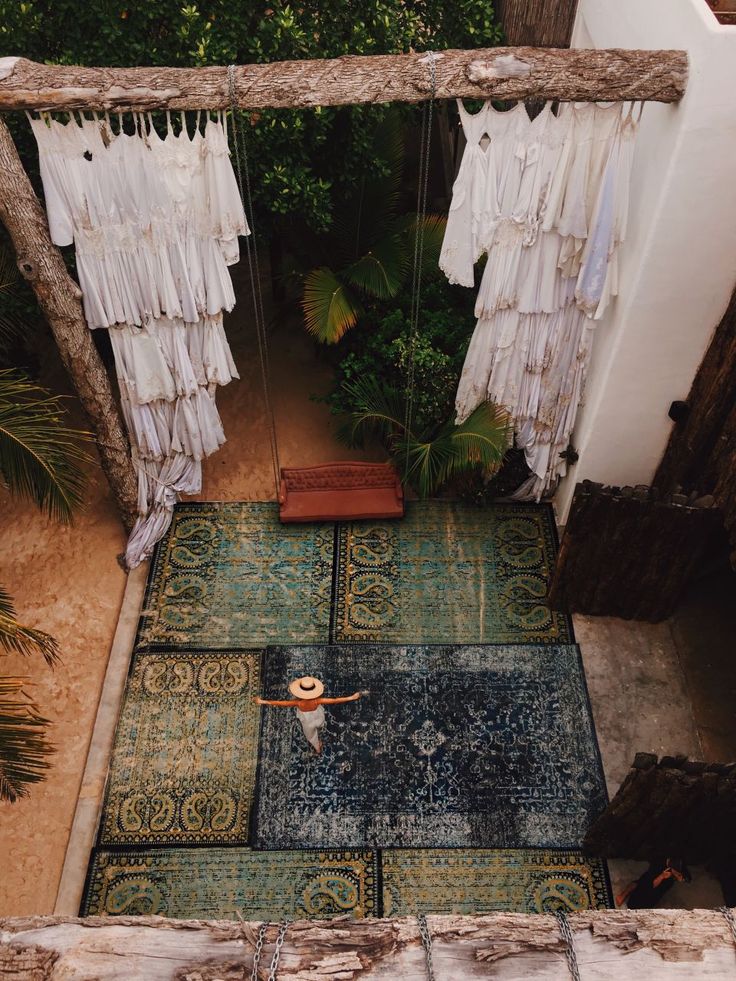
[278, 462, 404, 523]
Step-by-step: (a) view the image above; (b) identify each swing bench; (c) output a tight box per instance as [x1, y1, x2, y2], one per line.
[278, 462, 404, 523]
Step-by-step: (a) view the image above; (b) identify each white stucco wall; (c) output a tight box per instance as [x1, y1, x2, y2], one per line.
[555, 0, 736, 519]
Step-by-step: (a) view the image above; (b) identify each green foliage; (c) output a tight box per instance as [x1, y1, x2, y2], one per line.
[0, 369, 92, 522]
[0, 587, 59, 665]
[0, 674, 54, 802]
[0, 0, 502, 237]
[323, 273, 479, 435]
[339, 374, 510, 498]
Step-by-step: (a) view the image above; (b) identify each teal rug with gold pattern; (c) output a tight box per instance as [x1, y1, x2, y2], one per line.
[333, 502, 571, 644]
[82, 848, 377, 919]
[99, 649, 261, 845]
[381, 849, 612, 915]
[136, 503, 334, 648]
[135, 501, 570, 650]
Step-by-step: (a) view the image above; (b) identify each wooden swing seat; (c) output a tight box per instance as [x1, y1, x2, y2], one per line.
[278, 462, 404, 523]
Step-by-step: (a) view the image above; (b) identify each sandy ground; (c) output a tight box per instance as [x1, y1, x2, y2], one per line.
[0, 282, 358, 915]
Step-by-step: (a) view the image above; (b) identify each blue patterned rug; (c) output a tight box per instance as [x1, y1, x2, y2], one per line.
[381, 849, 612, 915]
[333, 502, 572, 645]
[253, 644, 606, 850]
[82, 847, 377, 919]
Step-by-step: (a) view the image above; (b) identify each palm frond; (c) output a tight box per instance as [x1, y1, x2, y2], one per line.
[0, 369, 92, 522]
[0, 586, 59, 665]
[0, 244, 26, 352]
[0, 676, 54, 802]
[377, 394, 510, 498]
[336, 376, 409, 448]
[394, 213, 448, 274]
[302, 267, 361, 344]
[343, 231, 406, 300]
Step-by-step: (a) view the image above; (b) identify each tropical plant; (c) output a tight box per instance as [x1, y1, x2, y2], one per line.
[301, 112, 446, 343]
[338, 375, 511, 498]
[0, 367, 92, 801]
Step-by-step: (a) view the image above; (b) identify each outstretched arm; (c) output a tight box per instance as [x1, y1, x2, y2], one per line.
[320, 691, 364, 705]
[254, 697, 300, 707]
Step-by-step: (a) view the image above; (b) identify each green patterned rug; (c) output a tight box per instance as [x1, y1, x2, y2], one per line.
[332, 502, 572, 644]
[137, 503, 333, 648]
[99, 650, 261, 845]
[381, 849, 611, 915]
[82, 848, 377, 919]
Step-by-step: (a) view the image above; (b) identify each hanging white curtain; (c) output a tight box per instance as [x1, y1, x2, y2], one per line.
[441, 100, 640, 499]
[29, 109, 248, 566]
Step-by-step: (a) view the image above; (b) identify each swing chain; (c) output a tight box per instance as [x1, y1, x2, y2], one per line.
[554, 910, 582, 981]
[249, 920, 289, 980]
[721, 906, 736, 945]
[418, 913, 436, 981]
[403, 50, 436, 483]
[250, 922, 267, 981]
[227, 65, 282, 501]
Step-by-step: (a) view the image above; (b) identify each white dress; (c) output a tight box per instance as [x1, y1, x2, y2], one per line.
[447, 99, 639, 498]
[29, 110, 249, 565]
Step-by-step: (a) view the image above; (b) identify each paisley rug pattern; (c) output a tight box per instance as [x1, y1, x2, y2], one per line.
[82, 847, 377, 919]
[332, 502, 572, 644]
[99, 649, 261, 844]
[381, 849, 612, 915]
[136, 503, 334, 648]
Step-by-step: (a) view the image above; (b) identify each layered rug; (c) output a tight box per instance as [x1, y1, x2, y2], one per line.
[381, 849, 612, 915]
[99, 649, 261, 845]
[332, 502, 572, 645]
[136, 503, 334, 648]
[82, 847, 377, 919]
[135, 501, 570, 650]
[254, 644, 607, 850]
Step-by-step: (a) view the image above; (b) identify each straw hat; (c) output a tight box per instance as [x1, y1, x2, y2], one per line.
[288, 675, 325, 699]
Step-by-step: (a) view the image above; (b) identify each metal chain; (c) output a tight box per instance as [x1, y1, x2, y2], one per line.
[555, 910, 582, 981]
[418, 913, 436, 981]
[250, 922, 268, 981]
[227, 65, 282, 500]
[249, 921, 289, 980]
[721, 906, 736, 945]
[402, 51, 436, 483]
[267, 921, 289, 981]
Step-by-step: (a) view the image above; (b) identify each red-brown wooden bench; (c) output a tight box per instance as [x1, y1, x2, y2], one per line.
[278, 461, 404, 523]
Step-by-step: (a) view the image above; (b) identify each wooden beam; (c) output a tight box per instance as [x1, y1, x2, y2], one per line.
[1, 911, 736, 978]
[0, 118, 138, 532]
[0, 48, 688, 112]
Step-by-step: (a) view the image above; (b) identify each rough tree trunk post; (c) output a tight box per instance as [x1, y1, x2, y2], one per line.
[496, 0, 580, 48]
[0, 118, 138, 532]
[1, 911, 736, 979]
[0, 49, 688, 110]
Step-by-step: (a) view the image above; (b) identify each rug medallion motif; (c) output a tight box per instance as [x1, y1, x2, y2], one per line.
[255, 644, 606, 850]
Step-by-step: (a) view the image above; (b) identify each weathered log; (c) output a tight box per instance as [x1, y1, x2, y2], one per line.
[585, 754, 736, 861]
[0, 48, 688, 112]
[1, 911, 736, 979]
[0, 118, 137, 531]
[496, 0, 579, 48]
[548, 481, 724, 621]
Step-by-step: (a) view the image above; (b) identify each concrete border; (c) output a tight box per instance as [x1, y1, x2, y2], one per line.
[54, 562, 149, 915]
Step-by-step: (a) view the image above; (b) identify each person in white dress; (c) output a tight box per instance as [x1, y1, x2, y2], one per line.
[255, 676, 365, 754]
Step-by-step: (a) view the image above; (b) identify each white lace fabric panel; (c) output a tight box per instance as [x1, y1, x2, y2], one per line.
[29, 110, 250, 566]
[442, 100, 640, 498]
